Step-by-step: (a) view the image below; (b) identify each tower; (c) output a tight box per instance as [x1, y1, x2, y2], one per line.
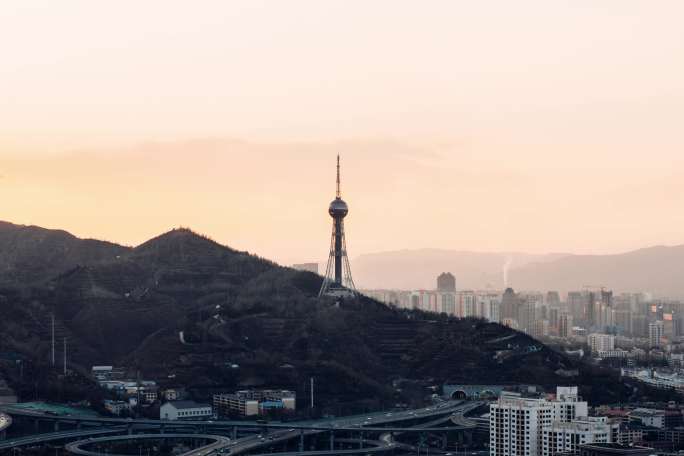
[436, 272, 456, 292]
[319, 155, 356, 297]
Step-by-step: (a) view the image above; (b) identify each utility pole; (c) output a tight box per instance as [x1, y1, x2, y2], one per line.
[63, 337, 67, 375]
[310, 377, 314, 409]
[51, 313, 55, 367]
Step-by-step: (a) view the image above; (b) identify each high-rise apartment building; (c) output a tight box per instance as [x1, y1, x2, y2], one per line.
[490, 387, 588, 456]
[533, 319, 550, 339]
[559, 314, 573, 338]
[502, 288, 520, 321]
[546, 291, 561, 307]
[438, 291, 456, 315]
[459, 291, 476, 318]
[649, 321, 664, 348]
[437, 272, 456, 292]
[549, 307, 560, 330]
[477, 292, 501, 322]
[567, 291, 587, 322]
[518, 294, 541, 335]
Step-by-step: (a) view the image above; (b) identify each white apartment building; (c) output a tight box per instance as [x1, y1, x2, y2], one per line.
[649, 321, 664, 348]
[542, 417, 618, 456]
[459, 291, 476, 318]
[629, 408, 665, 429]
[490, 387, 588, 456]
[477, 293, 501, 323]
[362, 288, 502, 323]
[588, 334, 616, 354]
[437, 292, 456, 315]
[160, 401, 212, 420]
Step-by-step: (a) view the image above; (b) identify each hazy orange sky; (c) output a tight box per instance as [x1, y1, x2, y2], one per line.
[2, 1, 684, 265]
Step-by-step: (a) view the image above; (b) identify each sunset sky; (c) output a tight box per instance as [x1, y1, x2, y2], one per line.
[2, 1, 684, 265]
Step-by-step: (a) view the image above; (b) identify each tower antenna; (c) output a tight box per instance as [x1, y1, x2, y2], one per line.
[336, 154, 341, 198]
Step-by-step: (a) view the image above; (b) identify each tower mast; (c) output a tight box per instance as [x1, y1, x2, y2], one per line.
[320, 155, 356, 297]
[336, 154, 341, 198]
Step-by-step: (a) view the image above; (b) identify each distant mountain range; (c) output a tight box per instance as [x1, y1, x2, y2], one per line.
[352, 246, 684, 298]
[351, 249, 567, 290]
[509, 246, 684, 298]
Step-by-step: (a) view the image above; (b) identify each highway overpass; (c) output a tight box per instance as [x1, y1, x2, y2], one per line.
[0, 400, 483, 455]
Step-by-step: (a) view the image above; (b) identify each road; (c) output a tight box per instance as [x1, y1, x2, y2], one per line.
[65, 433, 231, 456]
[1, 400, 482, 455]
[191, 400, 482, 456]
[0, 427, 126, 450]
[0, 400, 472, 431]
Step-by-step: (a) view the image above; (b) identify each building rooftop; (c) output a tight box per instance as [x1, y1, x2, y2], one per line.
[579, 443, 654, 453]
[164, 400, 210, 410]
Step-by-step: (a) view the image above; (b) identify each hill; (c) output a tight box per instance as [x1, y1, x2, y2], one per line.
[508, 245, 684, 297]
[0, 221, 129, 286]
[0, 224, 674, 412]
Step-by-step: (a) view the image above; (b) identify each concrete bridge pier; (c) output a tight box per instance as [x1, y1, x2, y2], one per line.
[299, 429, 304, 452]
[329, 431, 334, 451]
[127, 423, 133, 435]
[359, 431, 364, 449]
[54, 421, 60, 432]
[232, 426, 237, 440]
[440, 434, 448, 449]
[76, 420, 82, 430]
[0, 429, 6, 440]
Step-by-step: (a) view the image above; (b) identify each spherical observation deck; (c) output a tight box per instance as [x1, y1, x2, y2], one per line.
[328, 197, 349, 218]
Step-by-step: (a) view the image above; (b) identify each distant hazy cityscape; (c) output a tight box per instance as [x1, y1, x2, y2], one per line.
[362, 271, 684, 383]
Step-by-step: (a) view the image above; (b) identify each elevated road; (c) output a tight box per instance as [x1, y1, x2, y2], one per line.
[0, 426, 126, 450]
[65, 433, 231, 456]
[1, 400, 482, 455]
[0, 400, 473, 432]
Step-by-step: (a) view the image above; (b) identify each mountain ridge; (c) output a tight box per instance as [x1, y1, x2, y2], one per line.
[352, 244, 684, 297]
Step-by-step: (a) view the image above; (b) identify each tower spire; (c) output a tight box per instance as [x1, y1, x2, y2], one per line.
[336, 154, 341, 198]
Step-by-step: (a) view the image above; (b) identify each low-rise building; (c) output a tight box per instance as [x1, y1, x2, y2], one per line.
[213, 389, 295, 417]
[588, 334, 616, 354]
[160, 401, 212, 421]
[104, 400, 131, 416]
[542, 417, 618, 456]
[163, 389, 186, 401]
[617, 423, 647, 445]
[630, 408, 666, 429]
[91, 366, 125, 381]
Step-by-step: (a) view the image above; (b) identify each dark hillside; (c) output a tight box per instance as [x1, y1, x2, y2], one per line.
[0, 221, 129, 286]
[0, 224, 673, 412]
